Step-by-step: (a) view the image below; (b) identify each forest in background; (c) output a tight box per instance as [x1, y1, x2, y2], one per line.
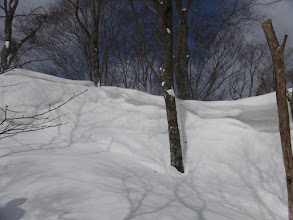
[0, 0, 293, 101]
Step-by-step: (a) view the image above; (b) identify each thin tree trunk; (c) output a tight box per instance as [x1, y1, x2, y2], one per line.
[174, 0, 191, 100]
[129, 0, 184, 172]
[91, 0, 101, 86]
[262, 19, 293, 220]
[1, 0, 16, 71]
[158, 0, 184, 173]
[74, 0, 101, 86]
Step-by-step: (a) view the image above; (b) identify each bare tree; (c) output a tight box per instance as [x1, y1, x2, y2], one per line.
[0, 0, 44, 72]
[130, 0, 184, 172]
[189, 29, 243, 100]
[173, 0, 192, 100]
[262, 19, 293, 220]
[35, 0, 119, 85]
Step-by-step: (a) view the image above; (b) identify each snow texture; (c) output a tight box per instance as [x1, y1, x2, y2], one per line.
[3, 69, 95, 87]
[166, 88, 176, 97]
[0, 69, 289, 220]
[4, 41, 9, 49]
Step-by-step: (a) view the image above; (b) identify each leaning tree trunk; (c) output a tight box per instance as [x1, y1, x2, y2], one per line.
[154, 0, 184, 173]
[130, 0, 184, 173]
[262, 19, 293, 220]
[161, 1, 184, 173]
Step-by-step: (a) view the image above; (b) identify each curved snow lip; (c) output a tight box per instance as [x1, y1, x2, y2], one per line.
[3, 69, 95, 87]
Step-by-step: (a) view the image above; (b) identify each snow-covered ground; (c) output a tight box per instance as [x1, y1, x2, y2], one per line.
[0, 69, 289, 220]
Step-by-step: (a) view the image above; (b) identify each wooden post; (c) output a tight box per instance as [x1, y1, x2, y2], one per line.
[262, 19, 293, 220]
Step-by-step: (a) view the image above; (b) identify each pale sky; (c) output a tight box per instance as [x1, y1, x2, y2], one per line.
[1, 0, 293, 48]
[263, 1, 293, 47]
[16, 0, 293, 46]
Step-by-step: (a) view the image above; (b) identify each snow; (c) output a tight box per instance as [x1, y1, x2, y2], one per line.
[0, 69, 289, 219]
[4, 41, 9, 49]
[3, 69, 95, 87]
[166, 88, 176, 97]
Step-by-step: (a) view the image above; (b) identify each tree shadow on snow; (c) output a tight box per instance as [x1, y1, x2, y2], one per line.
[0, 198, 26, 220]
[95, 152, 285, 220]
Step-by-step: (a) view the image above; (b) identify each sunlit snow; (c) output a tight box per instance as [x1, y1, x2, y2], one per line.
[0, 69, 288, 220]
[4, 41, 9, 49]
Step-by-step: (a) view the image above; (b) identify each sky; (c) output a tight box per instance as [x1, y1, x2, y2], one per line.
[262, 1, 293, 47]
[15, 0, 293, 47]
[1, 0, 293, 48]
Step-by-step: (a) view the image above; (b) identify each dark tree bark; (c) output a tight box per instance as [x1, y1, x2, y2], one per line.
[74, 0, 101, 86]
[174, 0, 191, 100]
[153, 0, 184, 173]
[262, 19, 293, 220]
[130, 0, 184, 172]
[0, 0, 43, 72]
[290, 92, 293, 121]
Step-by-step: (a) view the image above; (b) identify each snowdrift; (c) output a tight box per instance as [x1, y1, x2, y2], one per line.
[0, 69, 289, 219]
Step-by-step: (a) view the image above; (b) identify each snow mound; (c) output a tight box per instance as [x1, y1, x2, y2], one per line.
[3, 68, 95, 87]
[0, 69, 289, 220]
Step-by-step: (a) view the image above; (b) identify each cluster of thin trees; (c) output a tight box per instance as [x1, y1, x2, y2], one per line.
[1, 0, 292, 100]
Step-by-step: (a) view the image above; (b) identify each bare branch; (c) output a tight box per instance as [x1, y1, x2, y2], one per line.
[0, 89, 88, 140]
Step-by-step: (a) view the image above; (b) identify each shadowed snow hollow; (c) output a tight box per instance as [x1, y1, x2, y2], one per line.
[0, 69, 289, 220]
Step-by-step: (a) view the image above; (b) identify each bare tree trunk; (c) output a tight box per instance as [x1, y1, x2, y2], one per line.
[1, 0, 18, 72]
[174, 0, 191, 100]
[154, 0, 184, 173]
[0, 0, 42, 72]
[74, 0, 101, 86]
[130, 0, 184, 172]
[262, 19, 293, 220]
[90, 0, 101, 86]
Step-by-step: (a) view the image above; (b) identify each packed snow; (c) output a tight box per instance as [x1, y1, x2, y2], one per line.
[166, 88, 176, 97]
[0, 69, 289, 220]
[4, 41, 9, 49]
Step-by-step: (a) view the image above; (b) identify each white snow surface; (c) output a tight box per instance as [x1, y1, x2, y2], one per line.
[3, 69, 95, 87]
[0, 69, 289, 220]
[4, 41, 9, 49]
[166, 88, 176, 97]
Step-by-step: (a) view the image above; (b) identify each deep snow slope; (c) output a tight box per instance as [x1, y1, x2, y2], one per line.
[0, 69, 289, 220]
